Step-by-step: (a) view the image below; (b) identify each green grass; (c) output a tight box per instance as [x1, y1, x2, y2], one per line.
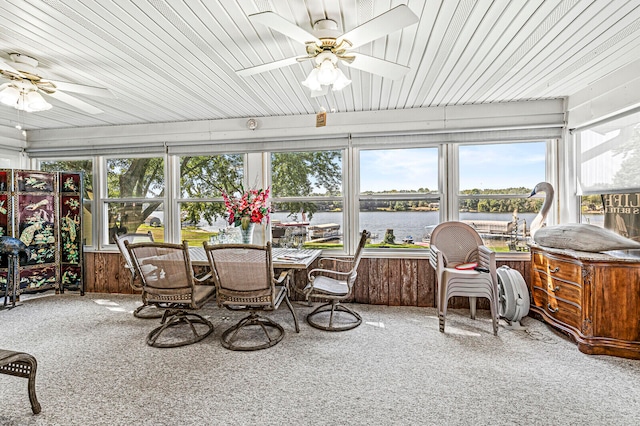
[366, 242, 428, 249]
[137, 225, 215, 246]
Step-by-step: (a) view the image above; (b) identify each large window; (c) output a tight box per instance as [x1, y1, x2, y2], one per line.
[105, 157, 164, 244]
[177, 154, 244, 245]
[34, 136, 553, 257]
[270, 150, 343, 249]
[359, 147, 439, 249]
[576, 111, 640, 237]
[457, 142, 546, 252]
[39, 159, 94, 245]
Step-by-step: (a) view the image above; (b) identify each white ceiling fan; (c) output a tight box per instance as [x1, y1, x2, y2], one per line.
[237, 5, 419, 97]
[0, 53, 115, 114]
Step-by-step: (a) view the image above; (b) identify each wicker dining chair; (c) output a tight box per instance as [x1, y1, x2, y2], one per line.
[428, 221, 499, 335]
[204, 242, 299, 351]
[125, 240, 216, 348]
[115, 231, 165, 319]
[302, 230, 369, 331]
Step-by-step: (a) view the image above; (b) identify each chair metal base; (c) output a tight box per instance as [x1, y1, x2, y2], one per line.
[221, 312, 285, 351]
[133, 304, 164, 319]
[306, 302, 362, 331]
[0, 349, 41, 414]
[146, 310, 214, 348]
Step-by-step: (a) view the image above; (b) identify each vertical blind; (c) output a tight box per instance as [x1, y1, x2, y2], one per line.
[576, 110, 640, 195]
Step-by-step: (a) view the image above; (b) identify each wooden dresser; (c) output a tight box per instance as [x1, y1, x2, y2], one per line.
[529, 244, 640, 359]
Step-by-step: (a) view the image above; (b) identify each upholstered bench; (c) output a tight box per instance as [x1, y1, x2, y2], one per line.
[0, 349, 41, 414]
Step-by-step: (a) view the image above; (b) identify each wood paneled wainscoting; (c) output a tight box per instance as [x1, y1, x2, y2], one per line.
[84, 251, 530, 308]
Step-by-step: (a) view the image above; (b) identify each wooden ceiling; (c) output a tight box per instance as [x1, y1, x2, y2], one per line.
[1, 0, 639, 131]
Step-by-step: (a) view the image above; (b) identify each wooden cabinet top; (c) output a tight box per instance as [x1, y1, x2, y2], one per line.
[529, 243, 640, 264]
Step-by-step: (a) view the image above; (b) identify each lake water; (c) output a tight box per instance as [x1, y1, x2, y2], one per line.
[182, 210, 605, 244]
[272, 211, 541, 243]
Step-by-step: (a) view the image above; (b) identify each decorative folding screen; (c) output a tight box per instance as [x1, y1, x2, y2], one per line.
[0, 169, 83, 296]
[59, 172, 84, 292]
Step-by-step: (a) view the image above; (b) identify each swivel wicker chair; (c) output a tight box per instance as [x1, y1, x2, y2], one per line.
[125, 240, 216, 348]
[205, 242, 299, 351]
[115, 231, 164, 319]
[303, 230, 369, 331]
[428, 221, 499, 335]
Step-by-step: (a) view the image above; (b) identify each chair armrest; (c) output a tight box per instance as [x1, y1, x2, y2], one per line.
[429, 244, 443, 269]
[429, 244, 446, 284]
[275, 270, 291, 284]
[308, 268, 352, 282]
[478, 245, 497, 283]
[319, 257, 353, 263]
[194, 271, 214, 285]
[477, 245, 496, 268]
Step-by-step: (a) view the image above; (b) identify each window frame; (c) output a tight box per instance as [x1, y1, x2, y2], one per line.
[170, 152, 246, 244]
[100, 154, 168, 249]
[451, 140, 555, 256]
[32, 137, 556, 259]
[268, 147, 348, 255]
[355, 145, 443, 252]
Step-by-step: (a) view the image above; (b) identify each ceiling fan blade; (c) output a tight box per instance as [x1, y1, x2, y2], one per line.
[338, 5, 419, 49]
[236, 55, 311, 77]
[0, 57, 26, 77]
[46, 90, 104, 114]
[342, 53, 410, 80]
[47, 80, 116, 98]
[249, 11, 320, 45]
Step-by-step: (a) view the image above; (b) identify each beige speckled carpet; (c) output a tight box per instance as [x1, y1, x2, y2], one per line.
[1, 292, 639, 425]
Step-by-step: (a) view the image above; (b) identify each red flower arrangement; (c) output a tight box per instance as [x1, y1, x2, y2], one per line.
[222, 188, 271, 229]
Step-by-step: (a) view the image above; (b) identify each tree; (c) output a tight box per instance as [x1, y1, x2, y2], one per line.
[612, 126, 640, 188]
[106, 158, 165, 239]
[270, 151, 342, 219]
[41, 151, 341, 238]
[178, 155, 243, 226]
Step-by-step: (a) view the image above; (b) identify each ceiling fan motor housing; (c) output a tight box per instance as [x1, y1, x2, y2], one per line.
[312, 19, 340, 39]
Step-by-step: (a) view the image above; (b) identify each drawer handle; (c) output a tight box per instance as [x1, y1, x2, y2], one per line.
[548, 266, 560, 273]
[547, 303, 558, 313]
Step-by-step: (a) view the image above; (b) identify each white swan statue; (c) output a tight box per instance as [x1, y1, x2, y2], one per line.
[529, 182, 640, 252]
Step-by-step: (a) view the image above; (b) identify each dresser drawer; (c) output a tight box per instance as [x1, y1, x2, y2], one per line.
[531, 286, 581, 328]
[531, 274, 582, 305]
[532, 252, 582, 284]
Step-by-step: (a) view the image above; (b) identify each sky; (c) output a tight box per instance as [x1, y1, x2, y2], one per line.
[360, 142, 546, 193]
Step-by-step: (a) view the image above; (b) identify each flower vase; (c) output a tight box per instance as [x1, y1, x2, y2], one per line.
[240, 222, 255, 244]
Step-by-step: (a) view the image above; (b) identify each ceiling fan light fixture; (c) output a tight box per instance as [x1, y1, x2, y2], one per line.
[301, 56, 350, 94]
[25, 90, 51, 111]
[331, 68, 351, 91]
[317, 59, 338, 85]
[301, 68, 322, 91]
[0, 84, 20, 106]
[0, 83, 52, 112]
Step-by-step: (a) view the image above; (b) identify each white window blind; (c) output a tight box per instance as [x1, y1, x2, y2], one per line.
[352, 127, 562, 147]
[576, 111, 640, 195]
